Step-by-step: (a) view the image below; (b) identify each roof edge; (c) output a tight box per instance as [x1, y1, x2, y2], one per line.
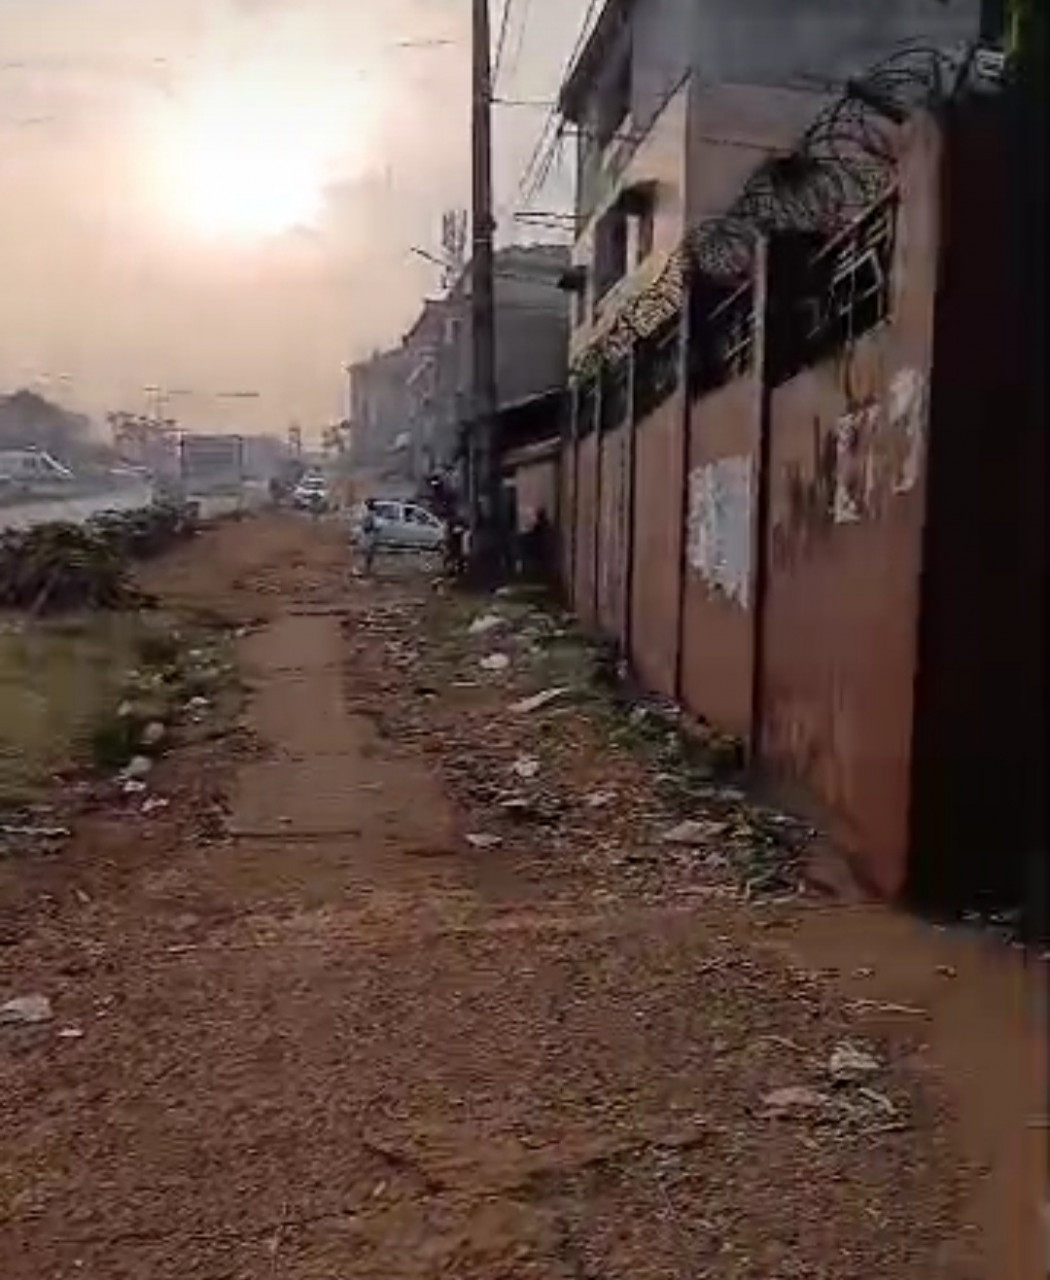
[558, 0, 634, 122]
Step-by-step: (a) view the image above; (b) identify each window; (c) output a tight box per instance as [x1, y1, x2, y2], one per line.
[594, 206, 628, 306]
[374, 501, 400, 522]
[574, 279, 589, 329]
[636, 201, 655, 265]
[575, 377, 599, 438]
[634, 314, 681, 420]
[600, 358, 630, 431]
[774, 195, 897, 381]
[690, 281, 756, 397]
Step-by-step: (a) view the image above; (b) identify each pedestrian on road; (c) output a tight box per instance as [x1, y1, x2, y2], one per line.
[359, 498, 379, 577]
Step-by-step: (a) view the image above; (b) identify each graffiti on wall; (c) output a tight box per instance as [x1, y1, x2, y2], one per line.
[833, 403, 880, 524]
[834, 367, 927, 522]
[686, 455, 753, 608]
[772, 368, 928, 569]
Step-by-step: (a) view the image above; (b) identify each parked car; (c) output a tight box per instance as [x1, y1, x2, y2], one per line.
[292, 475, 329, 511]
[348, 499, 446, 551]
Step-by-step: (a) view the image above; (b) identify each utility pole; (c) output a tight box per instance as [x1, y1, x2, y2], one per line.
[470, 0, 501, 578]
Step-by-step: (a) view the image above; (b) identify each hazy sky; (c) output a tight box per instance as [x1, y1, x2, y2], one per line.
[0, 0, 589, 436]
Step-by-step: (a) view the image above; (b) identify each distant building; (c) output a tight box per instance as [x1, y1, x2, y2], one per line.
[347, 244, 571, 492]
[404, 243, 572, 483]
[346, 345, 414, 480]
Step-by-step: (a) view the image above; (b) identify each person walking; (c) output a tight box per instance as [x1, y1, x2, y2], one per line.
[358, 498, 379, 577]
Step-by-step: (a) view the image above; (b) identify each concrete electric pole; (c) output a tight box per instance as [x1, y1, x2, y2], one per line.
[470, 0, 501, 578]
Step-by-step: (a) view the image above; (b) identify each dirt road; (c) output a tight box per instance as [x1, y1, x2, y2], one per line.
[1, 516, 1044, 1279]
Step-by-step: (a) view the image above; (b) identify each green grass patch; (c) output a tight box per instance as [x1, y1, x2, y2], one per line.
[0, 612, 147, 809]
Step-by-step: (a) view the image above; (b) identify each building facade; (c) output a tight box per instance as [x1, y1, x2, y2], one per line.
[353, 244, 571, 494]
[554, 0, 1040, 912]
[346, 345, 414, 486]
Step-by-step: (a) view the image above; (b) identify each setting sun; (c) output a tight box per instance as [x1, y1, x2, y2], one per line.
[148, 66, 378, 242]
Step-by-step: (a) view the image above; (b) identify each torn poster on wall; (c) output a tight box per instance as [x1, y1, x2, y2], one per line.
[687, 456, 752, 608]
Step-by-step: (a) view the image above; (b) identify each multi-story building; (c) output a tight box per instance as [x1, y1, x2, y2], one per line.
[554, 0, 1045, 912]
[387, 243, 572, 488]
[346, 344, 414, 484]
[558, 0, 981, 360]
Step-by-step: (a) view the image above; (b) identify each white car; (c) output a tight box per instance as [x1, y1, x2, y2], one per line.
[293, 475, 329, 510]
[350, 499, 446, 551]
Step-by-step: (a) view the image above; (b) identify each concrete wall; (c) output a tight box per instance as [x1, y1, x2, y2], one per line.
[574, 431, 600, 626]
[596, 422, 632, 642]
[629, 392, 685, 699]
[758, 115, 942, 897]
[691, 0, 981, 88]
[909, 94, 1041, 909]
[681, 375, 760, 740]
[513, 456, 558, 533]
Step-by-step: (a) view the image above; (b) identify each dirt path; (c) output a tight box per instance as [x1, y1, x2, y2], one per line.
[0, 517, 1044, 1279]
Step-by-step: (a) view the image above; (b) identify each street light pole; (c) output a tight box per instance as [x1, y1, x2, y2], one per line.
[470, 0, 500, 578]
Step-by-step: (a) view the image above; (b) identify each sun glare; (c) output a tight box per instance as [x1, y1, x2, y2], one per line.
[151, 68, 375, 242]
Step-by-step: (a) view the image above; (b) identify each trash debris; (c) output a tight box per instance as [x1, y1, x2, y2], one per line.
[661, 819, 730, 846]
[829, 1041, 882, 1085]
[936, 965, 958, 979]
[480, 653, 510, 672]
[58, 1027, 85, 1041]
[123, 755, 153, 781]
[141, 796, 171, 815]
[846, 998, 926, 1018]
[0, 995, 53, 1026]
[466, 833, 503, 850]
[0, 824, 71, 841]
[140, 721, 166, 749]
[498, 795, 538, 822]
[512, 756, 541, 781]
[122, 779, 148, 796]
[468, 613, 504, 636]
[510, 687, 569, 715]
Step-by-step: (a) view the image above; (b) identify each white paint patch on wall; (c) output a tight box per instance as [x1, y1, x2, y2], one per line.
[686, 455, 752, 609]
[832, 367, 927, 526]
[887, 367, 926, 495]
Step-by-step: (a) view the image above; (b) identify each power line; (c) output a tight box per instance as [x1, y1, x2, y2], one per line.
[493, 0, 515, 88]
[512, 0, 606, 211]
